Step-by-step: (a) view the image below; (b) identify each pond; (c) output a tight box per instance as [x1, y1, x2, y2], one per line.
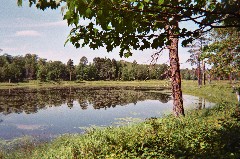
[0, 87, 214, 141]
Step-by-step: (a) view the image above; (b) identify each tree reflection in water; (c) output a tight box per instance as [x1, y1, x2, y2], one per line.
[196, 97, 206, 110]
[0, 87, 171, 115]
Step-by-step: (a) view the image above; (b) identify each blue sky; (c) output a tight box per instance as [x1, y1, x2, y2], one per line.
[0, 0, 193, 68]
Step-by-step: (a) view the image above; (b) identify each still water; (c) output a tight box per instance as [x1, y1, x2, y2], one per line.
[0, 87, 214, 140]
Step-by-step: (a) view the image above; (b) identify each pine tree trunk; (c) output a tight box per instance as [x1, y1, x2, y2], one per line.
[208, 73, 211, 84]
[197, 57, 202, 86]
[202, 60, 206, 85]
[169, 30, 185, 117]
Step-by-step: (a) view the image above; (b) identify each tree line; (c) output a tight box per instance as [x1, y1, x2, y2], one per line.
[1, 52, 239, 83]
[0, 53, 170, 82]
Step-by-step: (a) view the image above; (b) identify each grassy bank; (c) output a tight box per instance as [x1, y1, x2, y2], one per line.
[1, 80, 240, 158]
[0, 80, 170, 89]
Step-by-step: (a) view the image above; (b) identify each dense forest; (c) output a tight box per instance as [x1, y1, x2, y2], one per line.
[0, 54, 171, 82]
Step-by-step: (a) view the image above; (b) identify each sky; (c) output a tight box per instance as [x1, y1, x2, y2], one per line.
[0, 0, 194, 68]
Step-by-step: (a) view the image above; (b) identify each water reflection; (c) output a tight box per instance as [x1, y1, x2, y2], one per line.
[0, 87, 171, 115]
[197, 97, 206, 110]
[0, 87, 214, 140]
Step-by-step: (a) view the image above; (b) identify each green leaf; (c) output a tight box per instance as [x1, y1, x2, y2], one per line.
[86, 8, 92, 17]
[17, 0, 23, 6]
[106, 44, 113, 52]
[182, 38, 193, 47]
[138, 2, 144, 10]
[182, 28, 187, 33]
[75, 43, 80, 48]
[124, 51, 133, 58]
[107, 25, 112, 30]
[158, 0, 164, 5]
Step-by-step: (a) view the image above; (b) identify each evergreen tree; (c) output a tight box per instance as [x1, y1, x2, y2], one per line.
[67, 59, 74, 81]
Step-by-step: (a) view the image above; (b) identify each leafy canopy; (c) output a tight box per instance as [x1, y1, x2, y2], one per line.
[203, 28, 240, 76]
[18, 0, 240, 57]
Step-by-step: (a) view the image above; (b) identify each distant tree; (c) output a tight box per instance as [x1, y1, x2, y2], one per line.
[0, 54, 13, 66]
[156, 64, 169, 80]
[121, 66, 130, 81]
[181, 69, 192, 80]
[0, 54, 10, 81]
[93, 57, 110, 80]
[85, 63, 97, 80]
[80, 56, 88, 66]
[46, 61, 67, 81]
[0, 54, 25, 82]
[37, 58, 48, 81]
[128, 64, 136, 81]
[117, 61, 123, 80]
[204, 28, 240, 83]
[24, 54, 38, 80]
[67, 59, 74, 81]
[111, 59, 118, 80]
[6, 56, 25, 82]
[105, 58, 112, 80]
[136, 65, 149, 80]
[132, 60, 138, 80]
[77, 56, 88, 80]
[186, 34, 209, 86]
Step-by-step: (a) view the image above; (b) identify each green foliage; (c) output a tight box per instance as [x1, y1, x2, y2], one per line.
[45, 61, 67, 81]
[181, 68, 197, 80]
[24, 54, 38, 80]
[0, 53, 173, 82]
[0, 54, 25, 82]
[18, 0, 240, 56]
[203, 28, 240, 80]
[67, 59, 75, 81]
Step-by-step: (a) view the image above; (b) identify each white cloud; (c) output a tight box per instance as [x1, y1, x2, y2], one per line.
[15, 30, 42, 37]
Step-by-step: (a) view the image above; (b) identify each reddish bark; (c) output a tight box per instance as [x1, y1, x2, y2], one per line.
[202, 60, 206, 85]
[197, 57, 202, 86]
[169, 31, 185, 117]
